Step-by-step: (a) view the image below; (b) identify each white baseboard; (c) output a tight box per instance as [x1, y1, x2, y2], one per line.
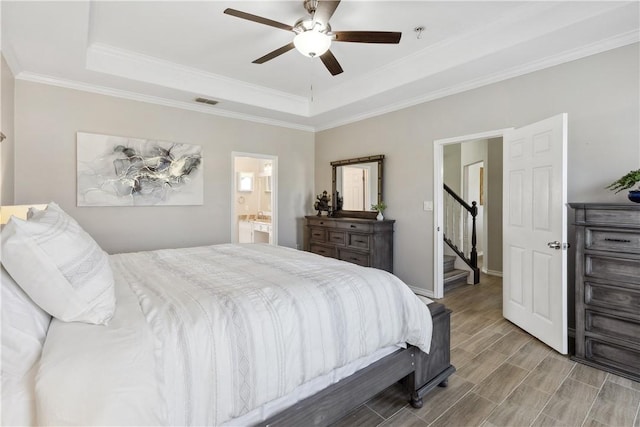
[408, 285, 436, 299]
[485, 269, 503, 277]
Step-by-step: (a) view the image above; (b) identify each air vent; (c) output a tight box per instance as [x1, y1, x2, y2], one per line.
[195, 97, 219, 106]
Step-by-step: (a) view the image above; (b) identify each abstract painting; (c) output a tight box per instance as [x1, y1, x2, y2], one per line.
[77, 132, 203, 206]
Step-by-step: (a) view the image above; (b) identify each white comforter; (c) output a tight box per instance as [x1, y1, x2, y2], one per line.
[36, 244, 432, 426]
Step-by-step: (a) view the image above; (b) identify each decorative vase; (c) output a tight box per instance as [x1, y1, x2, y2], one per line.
[376, 211, 384, 221]
[628, 190, 640, 203]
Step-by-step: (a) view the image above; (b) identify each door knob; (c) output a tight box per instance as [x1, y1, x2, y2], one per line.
[547, 241, 570, 250]
[548, 241, 561, 249]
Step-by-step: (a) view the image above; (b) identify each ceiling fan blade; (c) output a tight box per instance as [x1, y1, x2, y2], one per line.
[224, 8, 293, 32]
[252, 43, 295, 64]
[320, 50, 343, 76]
[313, 0, 341, 25]
[333, 31, 402, 44]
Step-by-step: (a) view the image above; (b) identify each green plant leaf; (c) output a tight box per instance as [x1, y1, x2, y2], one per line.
[606, 169, 640, 193]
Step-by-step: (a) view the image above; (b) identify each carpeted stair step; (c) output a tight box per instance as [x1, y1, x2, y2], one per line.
[444, 268, 468, 291]
[444, 255, 456, 274]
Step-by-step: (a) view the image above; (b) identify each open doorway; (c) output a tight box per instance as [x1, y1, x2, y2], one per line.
[434, 129, 509, 298]
[231, 152, 278, 245]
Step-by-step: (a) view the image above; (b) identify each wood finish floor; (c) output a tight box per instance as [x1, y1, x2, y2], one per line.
[331, 273, 640, 427]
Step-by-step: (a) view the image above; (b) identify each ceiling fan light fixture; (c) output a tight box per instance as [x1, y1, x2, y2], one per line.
[294, 30, 331, 58]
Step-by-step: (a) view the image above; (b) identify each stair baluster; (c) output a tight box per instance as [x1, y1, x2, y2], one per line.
[443, 184, 480, 285]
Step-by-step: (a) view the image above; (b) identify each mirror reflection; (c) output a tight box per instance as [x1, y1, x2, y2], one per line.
[335, 162, 379, 210]
[331, 155, 384, 218]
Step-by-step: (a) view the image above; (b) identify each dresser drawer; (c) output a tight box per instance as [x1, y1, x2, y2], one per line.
[309, 228, 327, 242]
[328, 231, 346, 245]
[586, 310, 640, 343]
[585, 337, 640, 377]
[304, 216, 394, 273]
[586, 254, 640, 284]
[586, 228, 640, 254]
[338, 249, 370, 267]
[336, 221, 373, 233]
[310, 244, 336, 258]
[307, 218, 335, 228]
[348, 233, 370, 251]
[585, 209, 640, 227]
[586, 281, 640, 313]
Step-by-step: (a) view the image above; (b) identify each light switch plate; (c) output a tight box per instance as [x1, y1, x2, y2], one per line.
[423, 201, 433, 211]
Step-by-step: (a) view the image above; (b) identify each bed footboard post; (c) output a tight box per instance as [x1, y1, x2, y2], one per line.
[407, 302, 456, 403]
[401, 354, 424, 409]
[410, 391, 424, 409]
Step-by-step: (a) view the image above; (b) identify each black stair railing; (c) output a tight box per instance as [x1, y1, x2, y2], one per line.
[443, 183, 480, 284]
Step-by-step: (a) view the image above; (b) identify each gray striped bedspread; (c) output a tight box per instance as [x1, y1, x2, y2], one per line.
[111, 243, 433, 426]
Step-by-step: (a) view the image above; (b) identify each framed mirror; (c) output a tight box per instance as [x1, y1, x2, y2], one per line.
[331, 155, 384, 219]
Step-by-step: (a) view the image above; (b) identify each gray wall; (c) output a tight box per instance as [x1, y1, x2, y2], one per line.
[486, 138, 503, 274]
[316, 43, 640, 294]
[461, 139, 488, 255]
[443, 144, 461, 194]
[1, 54, 15, 205]
[13, 81, 315, 254]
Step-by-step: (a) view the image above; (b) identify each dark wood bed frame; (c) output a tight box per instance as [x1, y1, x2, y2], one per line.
[260, 301, 455, 426]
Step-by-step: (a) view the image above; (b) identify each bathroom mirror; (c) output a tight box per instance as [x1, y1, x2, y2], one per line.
[331, 155, 384, 219]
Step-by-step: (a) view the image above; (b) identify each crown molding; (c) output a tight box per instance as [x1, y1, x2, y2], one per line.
[86, 43, 310, 117]
[0, 42, 22, 76]
[312, 1, 623, 117]
[15, 72, 316, 132]
[315, 32, 639, 132]
[9, 30, 638, 134]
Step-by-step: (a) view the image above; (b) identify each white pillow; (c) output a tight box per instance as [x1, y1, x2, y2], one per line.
[0, 202, 115, 324]
[1, 264, 51, 426]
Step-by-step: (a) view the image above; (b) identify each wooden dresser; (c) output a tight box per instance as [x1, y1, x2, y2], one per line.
[570, 203, 640, 381]
[303, 216, 394, 273]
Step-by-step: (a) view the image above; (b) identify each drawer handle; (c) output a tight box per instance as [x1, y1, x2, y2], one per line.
[350, 257, 360, 261]
[354, 240, 365, 244]
[604, 238, 632, 243]
[332, 237, 342, 240]
[350, 225, 356, 228]
[319, 221, 324, 225]
[318, 250, 326, 254]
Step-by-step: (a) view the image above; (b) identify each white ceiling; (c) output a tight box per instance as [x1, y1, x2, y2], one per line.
[2, 1, 639, 131]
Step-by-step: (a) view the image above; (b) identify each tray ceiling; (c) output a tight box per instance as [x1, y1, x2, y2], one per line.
[2, 1, 639, 131]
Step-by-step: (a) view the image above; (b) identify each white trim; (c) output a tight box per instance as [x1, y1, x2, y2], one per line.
[433, 128, 513, 299]
[0, 43, 22, 76]
[485, 269, 503, 278]
[231, 152, 278, 246]
[315, 30, 639, 132]
[15, 72, 315, 133]
[408, 285, 435, 300]
[7, 29, 636, 133]
[86, 43, 309, 117]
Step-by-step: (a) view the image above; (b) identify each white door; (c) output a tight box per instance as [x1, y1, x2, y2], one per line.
[342, 166, 366, 210]
[503, 113, 568, 354]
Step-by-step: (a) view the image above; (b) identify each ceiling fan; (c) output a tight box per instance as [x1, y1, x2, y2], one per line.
[224, 0, 402, 76]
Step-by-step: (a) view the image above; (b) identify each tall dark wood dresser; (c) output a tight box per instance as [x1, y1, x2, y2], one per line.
[569, 203, 640, 381]
[303, 216, 394, 273]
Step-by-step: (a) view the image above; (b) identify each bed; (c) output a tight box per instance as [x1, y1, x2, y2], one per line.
[1, 203, 454, 426]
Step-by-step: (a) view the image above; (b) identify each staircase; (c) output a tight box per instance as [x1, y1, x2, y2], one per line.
[443, 183, 480, 285]
[444, 255, 469, 292]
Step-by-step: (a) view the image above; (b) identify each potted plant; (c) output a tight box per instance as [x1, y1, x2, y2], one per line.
[606, 169, 640, 203]
[371, 201, 387, 220]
